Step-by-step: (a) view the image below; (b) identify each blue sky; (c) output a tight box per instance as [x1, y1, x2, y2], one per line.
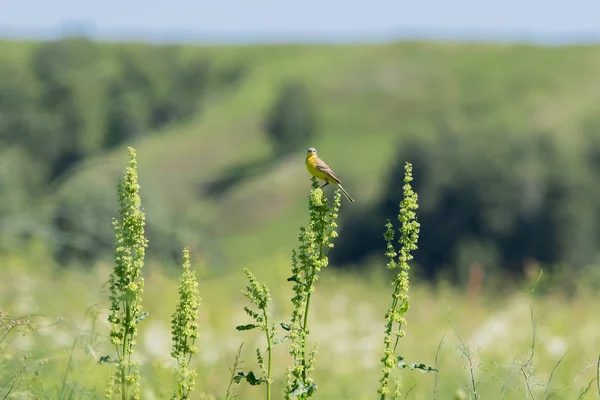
[3, 0, 600, 43]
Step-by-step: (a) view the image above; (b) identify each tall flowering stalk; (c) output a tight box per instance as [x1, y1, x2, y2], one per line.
[378, 162, 421, 399]
[234, 268, 276, 400]
[284, 177, 341, 399]
[105, 147, 149, 400]
[170, 247, 201, 400]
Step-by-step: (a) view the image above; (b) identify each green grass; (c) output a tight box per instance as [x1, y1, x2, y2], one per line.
[3, 250, 600, 399]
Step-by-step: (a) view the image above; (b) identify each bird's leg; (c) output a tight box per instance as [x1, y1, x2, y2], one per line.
[320, 181, 329, 189]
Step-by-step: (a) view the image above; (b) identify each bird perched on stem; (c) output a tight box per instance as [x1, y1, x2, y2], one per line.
[305, 147, 355, 203]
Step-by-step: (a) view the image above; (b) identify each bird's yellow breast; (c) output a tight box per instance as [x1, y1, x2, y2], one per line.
[305, 156, 330, 181]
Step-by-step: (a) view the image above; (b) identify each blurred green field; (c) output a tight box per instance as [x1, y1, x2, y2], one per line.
[3, 39, 600, 399]
[44, 41, 600, 275]
[2, 249, 600, 399]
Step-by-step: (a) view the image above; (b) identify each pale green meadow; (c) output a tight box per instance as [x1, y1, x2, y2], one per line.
[2, 148, 600, 400]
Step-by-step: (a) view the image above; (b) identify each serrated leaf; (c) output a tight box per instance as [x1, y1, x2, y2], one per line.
[235, 371, 265, 386]
[236, 324, 257, 331]
[396, 356, 437, 373]
[409, 362, 437, 373]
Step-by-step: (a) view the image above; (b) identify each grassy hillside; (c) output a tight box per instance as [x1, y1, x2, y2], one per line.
[49, 41, 600, 277]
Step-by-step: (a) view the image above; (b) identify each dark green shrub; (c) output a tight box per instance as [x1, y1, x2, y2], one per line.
[265, 81, 317, 155]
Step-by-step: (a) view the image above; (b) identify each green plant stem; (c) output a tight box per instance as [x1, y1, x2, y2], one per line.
[300, 240, 324, 383]
[597, 354, 600, 396]
[122, 300, 130, 400]
[380, 291, 400, 400]
[301, 283, 313, 383]
[301, 245, 321, 383]
[263, 310, 273, 400]
[186, 338, 195, 367]
[391, 299, 403, 354]
[60, 315, 83, 395]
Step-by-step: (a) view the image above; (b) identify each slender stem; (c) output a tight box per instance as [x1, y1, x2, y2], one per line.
[300, 239, 321, 384]
[60, 310, 88, 396]
[264, 310, 273, 400]
[380, 291, 400, 400]
[597, 354, 600, 396]
[300, 240, 324, 383]
[186, 337, 195, 366]
[122, 300, 130, 400]
[392, 323, 402, 353]
[301, 279, 313, 383]
[2, 365, 24, 400]
[391, 296, 402, 354]
[0, 324, 19, 347]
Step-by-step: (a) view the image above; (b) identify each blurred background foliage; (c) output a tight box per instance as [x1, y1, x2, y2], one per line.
[2, 37, 600, 288]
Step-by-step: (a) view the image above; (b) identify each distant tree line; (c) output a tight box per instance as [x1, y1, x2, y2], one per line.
[334, 109, 600, 285]
[0, 37, 245, 183]
[0, 37, 246, 262]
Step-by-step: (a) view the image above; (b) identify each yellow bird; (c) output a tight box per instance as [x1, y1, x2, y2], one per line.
[305, 147, 355, 203]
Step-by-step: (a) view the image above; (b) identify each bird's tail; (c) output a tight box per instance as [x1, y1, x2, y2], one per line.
[336, 183, 355, 203]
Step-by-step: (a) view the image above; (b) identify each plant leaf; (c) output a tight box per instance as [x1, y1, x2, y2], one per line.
[396, 356, 437, 373]
[97, 355, 114, 364]
[234, 371, 265, 386]
[280, 323, 291, 331]
[236, 324, 257, 331]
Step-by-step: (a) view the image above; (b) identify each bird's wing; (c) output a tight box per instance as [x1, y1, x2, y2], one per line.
[315, 158, 341, 184]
